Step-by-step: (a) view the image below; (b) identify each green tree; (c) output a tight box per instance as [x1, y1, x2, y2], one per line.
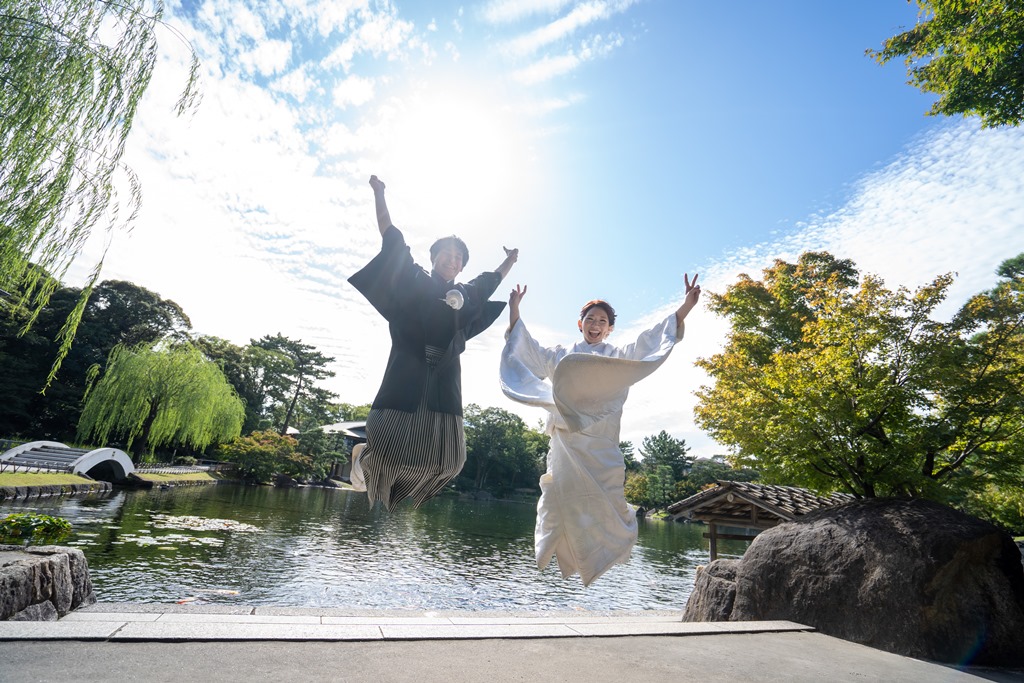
[0, 278, 192, 439]
[624, 471, 651, 509]
[638, 430, 693, 480]
[337, 402, 372, 421]
[646, 464, 677, 510]
[673, 457, 760, 500]
[252, 334, 336, 434]
[695, 252, 1024, 499]
[274, 386, 341, 434]
[620, 440, 641, 473]
[215, 429, 297, 484]
[1, 0, 199, 382]
[195, 336, 295, 433]
[868, 0, 1024, 127]
[77, 342, 244, 457]
[462, 404, 536, 492]
[294, 428, 346, 481]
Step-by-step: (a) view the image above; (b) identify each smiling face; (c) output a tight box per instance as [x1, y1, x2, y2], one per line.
[430, 240, 466, 282]
[579, 303, 614, 344]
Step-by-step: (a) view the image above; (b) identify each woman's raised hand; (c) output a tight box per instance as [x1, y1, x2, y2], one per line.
[369, 175, 385, 194]
[684, 273, 701, 304]
[507, 284, 527, 330]
[509, 284, 527, 308]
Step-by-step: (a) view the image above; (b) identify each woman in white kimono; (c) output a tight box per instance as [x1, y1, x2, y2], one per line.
[499, 277, 700, 586]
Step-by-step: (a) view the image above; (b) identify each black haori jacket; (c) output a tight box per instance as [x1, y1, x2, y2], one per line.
[348, 225, 505, 416]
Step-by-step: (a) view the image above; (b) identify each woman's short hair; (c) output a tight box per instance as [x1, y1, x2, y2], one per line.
[430, 235, 469, 267]
[579, 300, 616, 326]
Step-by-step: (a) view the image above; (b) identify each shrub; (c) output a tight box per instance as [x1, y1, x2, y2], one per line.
[0, 513, 72, 545]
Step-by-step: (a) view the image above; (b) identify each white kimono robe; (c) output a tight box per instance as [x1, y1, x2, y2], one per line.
[500, 314, 682, 586]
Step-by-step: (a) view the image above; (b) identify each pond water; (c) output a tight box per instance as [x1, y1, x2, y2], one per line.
[2, 484, 748, 611]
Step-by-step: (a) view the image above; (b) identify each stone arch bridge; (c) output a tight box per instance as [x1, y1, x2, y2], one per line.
[0, 441, 134, 482]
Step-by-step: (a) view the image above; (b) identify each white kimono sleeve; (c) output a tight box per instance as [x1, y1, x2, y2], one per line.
[499, 320, 566, 414]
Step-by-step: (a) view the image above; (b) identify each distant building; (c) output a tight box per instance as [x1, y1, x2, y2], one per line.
[316, 421, 366, 481]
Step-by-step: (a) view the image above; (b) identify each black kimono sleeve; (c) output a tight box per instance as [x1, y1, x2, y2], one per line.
[347, 225, 419, 323]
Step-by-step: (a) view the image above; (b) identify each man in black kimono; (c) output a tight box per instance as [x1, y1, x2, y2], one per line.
[347, 175, 519, 510]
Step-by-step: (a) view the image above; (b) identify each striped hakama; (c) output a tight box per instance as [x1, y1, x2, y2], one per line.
[352, 345, 465, 511]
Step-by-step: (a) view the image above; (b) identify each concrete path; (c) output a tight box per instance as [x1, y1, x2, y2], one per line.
[0, 603, 1020, 682]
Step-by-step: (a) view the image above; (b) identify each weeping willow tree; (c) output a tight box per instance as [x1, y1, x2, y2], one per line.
[78, 343, 244, 457]
[1, 0, 200, 385]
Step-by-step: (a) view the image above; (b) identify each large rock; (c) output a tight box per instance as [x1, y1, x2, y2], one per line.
[683, 498, 1024, 666]
[0, 545, 96, 620]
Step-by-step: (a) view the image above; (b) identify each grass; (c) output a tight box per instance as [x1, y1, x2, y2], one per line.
[0, 472, 97, 487]
[130, 471, 221, 484]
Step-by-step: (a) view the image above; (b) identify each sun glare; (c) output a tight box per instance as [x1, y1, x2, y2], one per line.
[380, 87, 530, 236]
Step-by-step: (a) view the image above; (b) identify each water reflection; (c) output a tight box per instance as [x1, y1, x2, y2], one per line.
[2, 485, 750, 610]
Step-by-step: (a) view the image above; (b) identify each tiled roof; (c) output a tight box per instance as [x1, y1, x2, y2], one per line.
[666, 480, 855, 525]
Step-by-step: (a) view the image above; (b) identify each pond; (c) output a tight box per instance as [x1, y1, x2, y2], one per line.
[2, 484, 749, 611]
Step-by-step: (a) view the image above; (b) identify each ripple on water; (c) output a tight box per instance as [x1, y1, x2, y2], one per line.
[3, 485, 745, 609]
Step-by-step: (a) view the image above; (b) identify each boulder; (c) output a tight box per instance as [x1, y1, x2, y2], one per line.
[0, 545, 96, 620]
[683, 498, 1024, 666]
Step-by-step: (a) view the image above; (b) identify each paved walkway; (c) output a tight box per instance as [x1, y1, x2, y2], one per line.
[0, 603, 1021, 682]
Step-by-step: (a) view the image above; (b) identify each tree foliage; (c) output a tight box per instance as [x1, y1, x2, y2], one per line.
[638, 430, 692, 480]
[1, 0, 200, 382]
[624, 472, 650, 508]
[215, 429, 297, 484]
[695, 252, 1024, 499]
[77, 342, 244, 456]
[0, 278, 191, 439]
[672, 457, 760, 500]
[337, 402, 372, 421]
[868, 0, 1024, 127]
[461, 404, 544, 492]
[195, 335, 292, 432]
[620, 440, 640, 472]
[252, 334, 336, 434]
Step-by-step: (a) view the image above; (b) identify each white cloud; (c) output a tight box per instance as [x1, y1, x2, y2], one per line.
[512, 53, 580, 84]
[271, 66, 318, 102]
[499, 0, 628, 58]
[481, 0, 575, 24]
[238, 38, 293, 77]
[516, 93, 586, 116]
[322, 10, 415, 72]
[332, 75, 375, 108]
[512, 32, 623, 83]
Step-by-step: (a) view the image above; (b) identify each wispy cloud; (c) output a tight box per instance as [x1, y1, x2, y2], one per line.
[512, 32, 624, 84]
[480, 0, 576, 25]
[321, 10, 416, 72]
[270, 65, 318, 102]
[499, 0, 633, 58]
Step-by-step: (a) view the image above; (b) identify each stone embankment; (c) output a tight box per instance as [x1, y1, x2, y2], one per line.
[0, 545, 96, 620]
[0, 482, 112, 501]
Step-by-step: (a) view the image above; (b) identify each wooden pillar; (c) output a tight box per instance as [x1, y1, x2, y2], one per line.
[709, 521, 718, 562]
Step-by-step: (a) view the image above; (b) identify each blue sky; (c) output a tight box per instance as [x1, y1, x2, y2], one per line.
[72, 0, 1024, 458]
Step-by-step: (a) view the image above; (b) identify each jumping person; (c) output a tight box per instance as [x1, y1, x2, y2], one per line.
[348, 175, 519, 510]
[499, 275, 700, 585]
